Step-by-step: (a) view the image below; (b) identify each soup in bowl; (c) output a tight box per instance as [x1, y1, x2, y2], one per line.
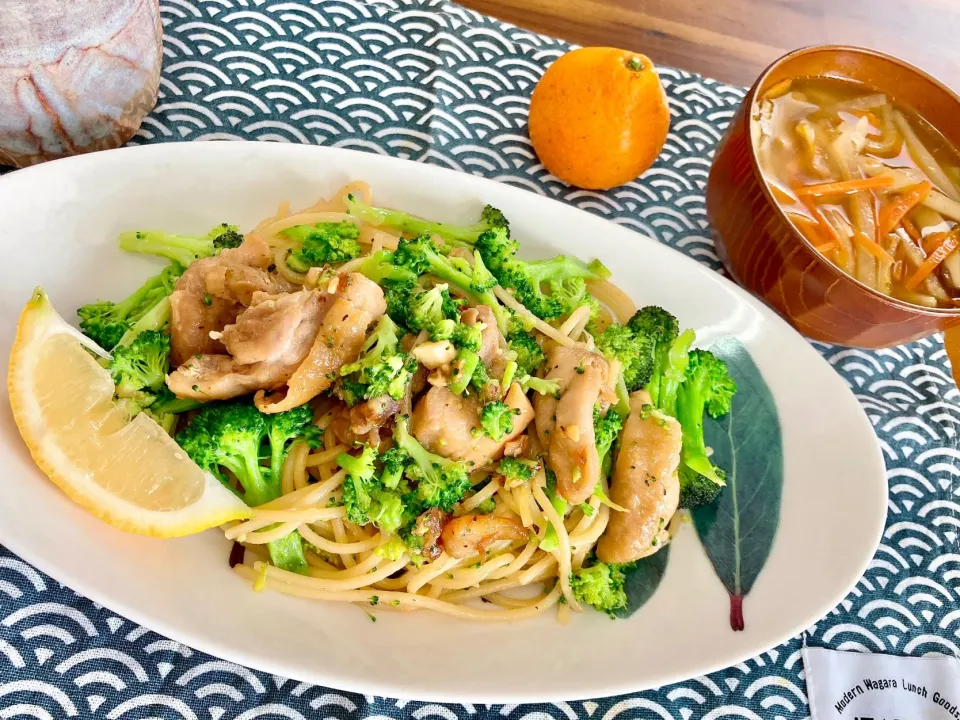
[707, 46, 960, 348]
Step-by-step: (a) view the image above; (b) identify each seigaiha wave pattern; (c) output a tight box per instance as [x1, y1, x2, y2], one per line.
[1, 0, 958, 717]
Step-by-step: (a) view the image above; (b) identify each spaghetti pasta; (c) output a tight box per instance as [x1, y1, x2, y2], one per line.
[148, 180, 692, 624]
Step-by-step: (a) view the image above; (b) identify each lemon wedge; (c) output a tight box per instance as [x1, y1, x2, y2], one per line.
[6, 288, 252, 537]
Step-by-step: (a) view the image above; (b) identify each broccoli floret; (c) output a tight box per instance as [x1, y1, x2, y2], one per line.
[507, 328, 545, 375]
[357, 250, 419, 286]
[378, 446, 411, 489]
[676, 348, 737, 491]
[337, 445, 417, 533]
[518, 375, 560, 397]
[594, 404, 624, 475]
[392, 235, 512, 332]
[109, 330, 171, 398]
[678, 464, 724, 509]
[627, 305, 679, 342]
[337, 444, 379, 524]
[480, 401, 519, 441]
[175, 399, 315, 573]
[78, 264, 182, 350]
[394, 417, 471, 511]
[283, 221, 362, 271]
[176, 400, 318, 506]
[119, 223, 243, 267]
[450, 321, 483, 351]
[381, 278, 418, 329]
[449, 250, 497, 292]
[627, 306, 694, 413]
[594, 323, 655, 393]
[469, 356, 491, 394]
[374, 534, 409, 560]
[571, 561, 628, 617]
[476, 497, 496, 514]
[475, 227, 610, 320]
[346, 194, 509, 243]
[406, 284, 457, 334]
[176, 400, 272, 506]
[339, 315, 416, 405]
[338, 446, 374, 504]
[267, 405, 320, 488]
[497, 457, 535, 486]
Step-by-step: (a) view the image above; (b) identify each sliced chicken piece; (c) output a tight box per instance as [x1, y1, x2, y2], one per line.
[166, 355, 286, 400]
[169, 267, 237, 366]
[463, 305, 509, 380]
[255, 273, 386, 414]
[204, 263, 295, 306]
[331, 395, 400, 446]
[597, 390, 681, 564]
[411, 383, 534, 469]
[167, 289, 328, 401]
[168, 236, 274, 365]
[533, 346, 610, 502]
[413, 507, 447, 561]
[219, 290, 328, 366]
[440, 513, 528, 560]
[534, 346, 593, 448]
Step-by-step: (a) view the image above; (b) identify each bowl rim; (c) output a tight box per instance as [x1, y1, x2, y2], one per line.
[745, 43, 960, 318]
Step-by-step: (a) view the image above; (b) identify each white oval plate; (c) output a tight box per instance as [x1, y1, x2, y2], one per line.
[0, 142, 886, 703]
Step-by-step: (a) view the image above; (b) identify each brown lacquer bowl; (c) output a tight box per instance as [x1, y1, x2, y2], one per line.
[707, 45, 960, 348]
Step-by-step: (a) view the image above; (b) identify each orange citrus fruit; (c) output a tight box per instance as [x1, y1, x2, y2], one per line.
[7, 288, 251, 537]
[529, 47, 670, 190]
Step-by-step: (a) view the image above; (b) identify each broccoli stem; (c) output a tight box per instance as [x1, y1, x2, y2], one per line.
[346, 195, 504, 243]
[614, 373, 631, 419]
[394, 419, 438, 479]
[449, 350, 479, 395]
[653, 328, 695, 415]
[501, 360, 518, 393]
[266, 531, 309, 575]
[220, 452, 275, 507]
[151, 394, 204, 415]
[358, 251, 417, 285]
[119, 230, 213, 268]
[676, 369, 727, 487]
[116, 297, 171, 347]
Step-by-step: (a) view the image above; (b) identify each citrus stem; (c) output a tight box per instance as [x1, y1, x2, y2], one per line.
[626, 57, 644, 72]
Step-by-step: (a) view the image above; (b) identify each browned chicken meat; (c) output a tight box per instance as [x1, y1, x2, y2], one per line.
[412, 507, 447, 561]
[166, 289, 328, 400]
[411, 382, 534, 468]
[462, 305, 509, 381]
[534, 346, 614, 504]
[255, 273, 386, 414]
[440, 513, 527, 560]
[219, 290, 328, 366]
[205, 263, 295, 306]
[597, 390, 681, 564]
[168, 236, 290, 365]
[331, 395, 400, 446]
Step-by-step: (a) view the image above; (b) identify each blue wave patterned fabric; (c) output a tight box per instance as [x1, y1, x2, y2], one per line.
[2, 1, 959, 718]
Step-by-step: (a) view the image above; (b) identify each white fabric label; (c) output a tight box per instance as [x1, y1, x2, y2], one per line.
[804, 647, 960, 719]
